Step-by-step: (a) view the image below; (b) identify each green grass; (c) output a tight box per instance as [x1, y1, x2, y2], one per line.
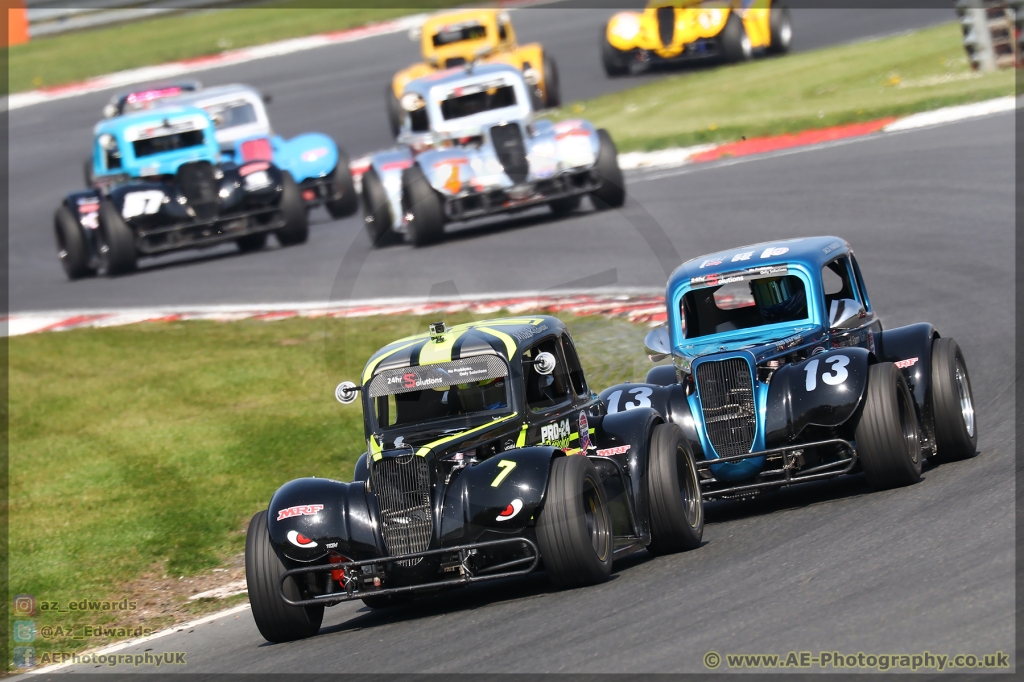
[551, 22, 1016, 152]
[7, 313, 652, 661]
[9, 2, 461, 94]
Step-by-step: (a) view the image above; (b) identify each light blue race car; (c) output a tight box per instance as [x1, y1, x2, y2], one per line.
[93, 82, 358, 218]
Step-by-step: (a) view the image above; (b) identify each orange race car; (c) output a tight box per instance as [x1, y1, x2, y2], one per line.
[386, 8, 561, 135]
[602, 0, 792, 76]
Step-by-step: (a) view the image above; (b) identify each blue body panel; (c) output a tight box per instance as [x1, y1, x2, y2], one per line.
[222, 133, 339, 184]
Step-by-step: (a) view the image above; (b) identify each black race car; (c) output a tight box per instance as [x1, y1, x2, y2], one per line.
[246, 316, 704, 642]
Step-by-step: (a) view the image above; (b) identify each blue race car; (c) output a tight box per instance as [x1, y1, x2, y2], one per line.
[95, 83, 358, 218]
[600, 236, 979, 500]
[58, 105, 308, 279]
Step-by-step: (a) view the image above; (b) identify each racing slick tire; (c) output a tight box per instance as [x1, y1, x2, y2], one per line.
[601, 27, 632, 76]
[236, 232, 268, 253]
[549, 194, 581, 215]
[275, 171, 309, 246]
[385, 84, 403, 137]
[361, 167, 396, 247]
[646, 423, 704, 555]
[928, 338, 978, 463]
[360, 593, 414, 610]
[54, 205, 96, 280]
[720, 13, 753, 63]
[855, 363, 923, 489]
[325, 149, 359, 219]
[402, 164, 445, 247]
[542, 53, 562, 108]
[536, 455, 613, 588]
[590, 129, 626, 210]
[768, 4, 793, 54]
[97, 200, 137, 275]
[645, 365, 678, 386]
[245, 510, 324, 643]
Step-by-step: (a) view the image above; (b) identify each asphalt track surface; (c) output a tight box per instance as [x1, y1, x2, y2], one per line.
[36, 110, 1015, 675]
[7, 5, 956, 312]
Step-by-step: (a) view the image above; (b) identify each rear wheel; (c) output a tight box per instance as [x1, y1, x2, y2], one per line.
[236, 232, 268, 253]
[402, 164, 445, 247]
[536, 455, 612, 588]
[542, 53, 562, 108]
[385, 84, 403, 137]
[549, 194, 581, 216]
[855, 363, 922, 489]
[361, 167, 395, 248]
[928, 338, 978, 463]
[325, 148, 359, 219]
[97, 200, 136, 276]
[768, 5, 793, 54]
[720, 13, 753, 63]
[601, 26, 632, 76]
[646, 423, 704, 555]
[245, 510, 324, 643]
[275, 171, 309, 246]
[590, 129, 626, 210]
[54, 205, 96, 280]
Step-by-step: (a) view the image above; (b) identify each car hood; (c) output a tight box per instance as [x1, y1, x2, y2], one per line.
[675, 324, 825, 367]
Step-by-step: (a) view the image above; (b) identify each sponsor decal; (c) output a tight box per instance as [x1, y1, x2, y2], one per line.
[286, 530, 318, 548]
[325, 542, 338, 549]
[301, 147, 330, 163]
[731, 251, 754, 262]
[386, 372, 444, 389]
[381, 160, 412, 172]
[244, 170, 272, 190]
[276, 504, 324, 521]
[239, 161, 270, 176]
[760, 246, 790, 258]
[822, 241, 843, 255]
[433, 158, 469, 168]
[594, 445, 631, 457]
[511, 324, 548, 341]
[690, 264, 790, 289]
[540, 418, 573, 449]
[578, 412, 591, 452]
[495, 498, 524, 522]
[699, 258, 723, 268]
[775, 333, 804, 351]
[77, 198, 100, 229]
[811, 346, 826, 355]
[504, 439, 515, 451]
[894, 357, 919, 369]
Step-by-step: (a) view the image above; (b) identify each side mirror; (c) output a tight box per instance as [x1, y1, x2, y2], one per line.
[828, 299, 866, 331]
[262, 93, 273, 105]
[102, 103, 118, 119]
[644, 325, 671, 362]
[335, 381, 361, 404]
[533, 352, 557, 375]
[409, 25, 422, 41]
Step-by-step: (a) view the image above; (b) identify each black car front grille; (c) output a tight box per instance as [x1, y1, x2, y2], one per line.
[656, 6, 676, 47]
[490, 123, 529, 185]
[697, 358, 756, 458]
[370, 453, 432, 565]
[445, 57, 467, 68]
[176, 161, 218, 221]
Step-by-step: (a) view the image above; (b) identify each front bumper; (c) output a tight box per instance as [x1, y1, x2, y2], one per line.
[279, 537, 540, 607]
[443, 170, 600, 223]
[134, 206, 284, 256]
[639, 39, 722, 64]
[697, 438, 858, 500]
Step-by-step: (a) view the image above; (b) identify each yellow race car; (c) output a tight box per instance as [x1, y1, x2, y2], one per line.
[387, 9, 561, 135]
[602, 0, 792, 76]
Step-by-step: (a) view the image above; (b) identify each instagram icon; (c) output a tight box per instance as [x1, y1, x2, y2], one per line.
[13, 594, 35, 616]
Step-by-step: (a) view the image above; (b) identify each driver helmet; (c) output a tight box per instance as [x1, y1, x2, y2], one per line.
[455, 378, 507, 412]
[750, 275, 807, 323]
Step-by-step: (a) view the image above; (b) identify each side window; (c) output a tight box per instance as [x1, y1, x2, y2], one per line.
[522, 338, 571, 413]
[821, 257, 858, 310]
[105, 141, 122, 171]
[849, 254, 871, 311]
[561, 334, 587, 396]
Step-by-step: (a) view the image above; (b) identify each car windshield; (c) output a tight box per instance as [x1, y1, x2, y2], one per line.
[432, 22, 487, 46]
[440, 83, 517, 120]
[132, 129, 205, 157]
[367, 356, 511, 430]
[682, 266, 809, 338]
[203, 100, 259, 130]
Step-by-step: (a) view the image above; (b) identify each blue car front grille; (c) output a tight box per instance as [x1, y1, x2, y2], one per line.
[696, 358, 756, 458]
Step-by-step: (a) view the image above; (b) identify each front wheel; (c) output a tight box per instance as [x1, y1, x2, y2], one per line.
[601, 26, 632, 76]
[54, 205, 96, 280]
[97, 200, 137, 276]
[646, 423, 704, 555]
[536, 455, 613, 588]
[245, 510, 324, 643]
[542, 52, 562, 108]
[361, 167, 395, 248]
[768, 5, 793, 54]
[325, 148, 359, 219]
[720, 13, 753, 63]
[275, 171, 309, 246]
[385, 84, 403, 137]
[590, 129, 626, 210]
[855, 363, 922, 489]
[402, 164, 445, 247]
[928, 338, 978, 463]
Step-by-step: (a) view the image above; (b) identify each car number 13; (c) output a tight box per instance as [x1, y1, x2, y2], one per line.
[804, 355, 850, 391]
[606, 387, 653, 413]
